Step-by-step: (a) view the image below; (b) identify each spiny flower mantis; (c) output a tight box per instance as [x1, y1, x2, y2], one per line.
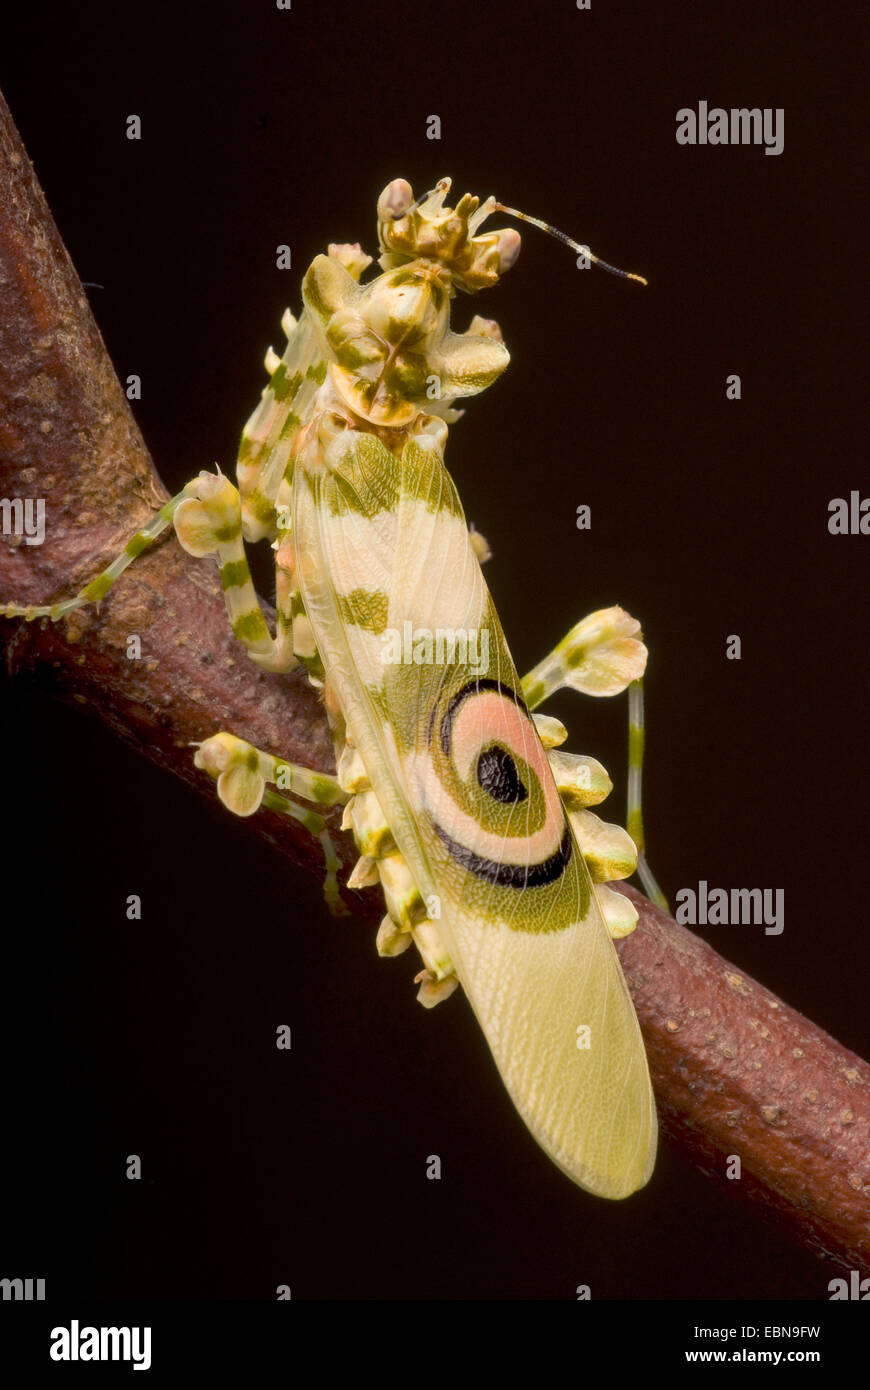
[1, 177, 666, 1199]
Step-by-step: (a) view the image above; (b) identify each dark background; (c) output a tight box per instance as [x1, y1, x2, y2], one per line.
[0, 0, 865, 1304]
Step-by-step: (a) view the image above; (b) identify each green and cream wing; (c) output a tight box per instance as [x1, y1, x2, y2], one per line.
[294, 428, 656, 1198]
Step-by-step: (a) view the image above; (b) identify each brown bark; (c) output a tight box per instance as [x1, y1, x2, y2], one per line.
[0, 86, 335, 880]
[615, 883, 869, 1274]
[0, 87, 867, 1277]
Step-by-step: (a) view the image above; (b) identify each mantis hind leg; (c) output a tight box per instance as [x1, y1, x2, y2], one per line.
[0, 491, 188, 621]
[172, 471, 298, 673]
[0, 471, 300, 675]
[194, 731, 349, 915]
[520, 609, 668, 913]
[626, 679, 668, 911]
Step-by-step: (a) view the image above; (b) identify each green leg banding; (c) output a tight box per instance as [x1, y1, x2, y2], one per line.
[0, 491, 187, 622]
[193, 731, 348, 915]
[218, 532, 296, 671]
[521, 616, 669, 914]
[521, 665, 559, 712]
[173, 472, 298, 673]
[194, 731, 346, 810]
[270, 758, 346, 807]
[520, 616, 595, 709]
[261, 788, 346, 916]
[627, 679, 669, 911]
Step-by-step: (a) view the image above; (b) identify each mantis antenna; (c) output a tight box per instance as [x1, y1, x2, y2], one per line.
[493, 201, 648, 285]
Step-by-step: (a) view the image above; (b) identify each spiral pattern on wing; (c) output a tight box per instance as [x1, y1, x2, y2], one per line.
[419, 678, 572, 888]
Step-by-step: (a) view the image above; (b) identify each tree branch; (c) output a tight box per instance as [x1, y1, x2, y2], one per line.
[1, 87, 867, 1277]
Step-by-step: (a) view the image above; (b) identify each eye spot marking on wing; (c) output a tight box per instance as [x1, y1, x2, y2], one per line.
[418, 678, 572, 890]
[476, 744, 528, 804]
[433, 821, 573, 889]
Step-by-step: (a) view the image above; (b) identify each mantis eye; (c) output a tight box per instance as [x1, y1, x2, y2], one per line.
[378, 178, 414, 222]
